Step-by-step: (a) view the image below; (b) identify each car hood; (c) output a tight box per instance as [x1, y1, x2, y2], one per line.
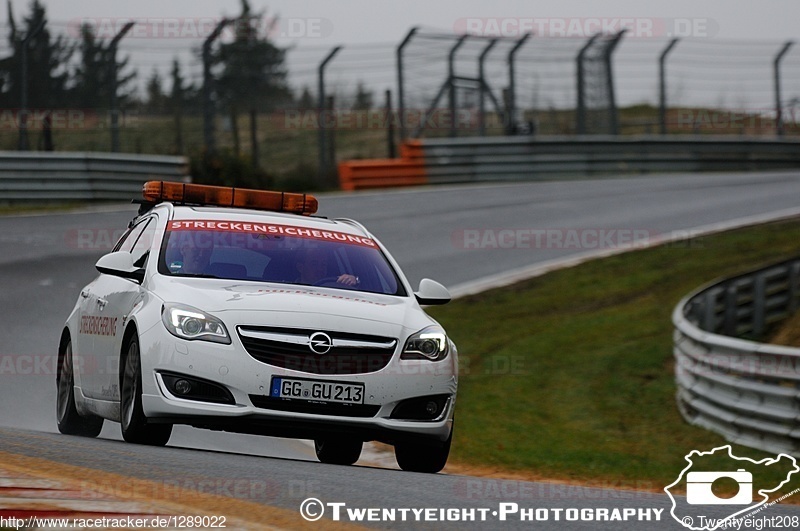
[150, 276, 423, 331]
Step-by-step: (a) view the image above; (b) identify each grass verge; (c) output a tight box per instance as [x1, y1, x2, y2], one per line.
[429, 218, 800, 494]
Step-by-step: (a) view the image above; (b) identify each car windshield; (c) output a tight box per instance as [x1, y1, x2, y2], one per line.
[158, 221, 406, 296]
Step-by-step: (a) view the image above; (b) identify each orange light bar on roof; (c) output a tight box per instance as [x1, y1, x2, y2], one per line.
[142, 181, 318, 215]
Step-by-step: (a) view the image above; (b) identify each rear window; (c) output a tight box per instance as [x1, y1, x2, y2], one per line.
[157, 221, 406, 296]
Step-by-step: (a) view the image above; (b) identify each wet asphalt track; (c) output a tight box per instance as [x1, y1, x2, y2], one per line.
[3, 171, 800, 528]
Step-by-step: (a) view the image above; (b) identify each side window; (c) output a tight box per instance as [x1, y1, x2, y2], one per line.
[116, 220, 148, 253]
[130, 219, 156, 269]
[112, 228, 134, 252]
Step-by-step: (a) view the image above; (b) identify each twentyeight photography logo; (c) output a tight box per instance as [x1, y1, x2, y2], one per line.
[665, 446, 800, 530]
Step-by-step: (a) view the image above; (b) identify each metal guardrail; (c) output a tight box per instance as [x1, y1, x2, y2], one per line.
[0, 152, 189, 201]
[339, 135, 800, 190]
[420, 136, 800, 184]
[673, 257, 800, 456]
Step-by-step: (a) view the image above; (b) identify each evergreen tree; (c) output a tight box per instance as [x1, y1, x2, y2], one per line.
[0, 0, 73, 108]
[71, 23, 108, 108]
[216, 0, 291, 159]
[217, 0, 290, 110]
[70, 23, 136, 110]
[145, 69, 166, 114]
[297, 86, 314, 111]
[168, 58, 200, 114]
[352, 82, 373, 111]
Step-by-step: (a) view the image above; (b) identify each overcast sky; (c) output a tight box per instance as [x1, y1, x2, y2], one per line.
[9, 0, 799, 44]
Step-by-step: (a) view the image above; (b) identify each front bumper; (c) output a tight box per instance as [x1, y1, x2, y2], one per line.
[138, 324, 457, 443]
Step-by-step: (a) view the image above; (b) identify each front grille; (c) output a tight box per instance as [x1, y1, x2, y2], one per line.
[238, 326, 397, 375]
[249, 395, 381, 417]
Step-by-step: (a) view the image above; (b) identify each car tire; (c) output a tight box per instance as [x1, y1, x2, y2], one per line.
[314, 438, 363, 465]
[395, 430, 452, 474]
[56, 339, 104, 437]
[120, 335, 172, 446]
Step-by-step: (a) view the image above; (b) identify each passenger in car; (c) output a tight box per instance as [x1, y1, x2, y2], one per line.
[295, 247, 358, 286]
[175, 235, 214, 275]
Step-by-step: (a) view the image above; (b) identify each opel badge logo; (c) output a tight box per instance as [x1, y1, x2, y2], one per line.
[309, 332, 333, 355]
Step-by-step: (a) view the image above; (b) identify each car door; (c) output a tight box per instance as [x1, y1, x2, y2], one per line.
[73, 279, 99, 385]
[82, 217, 155, 400]
[74, 220, 140, 397]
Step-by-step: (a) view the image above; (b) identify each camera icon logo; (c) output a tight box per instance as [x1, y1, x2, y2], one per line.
[686, 469, 753, 505]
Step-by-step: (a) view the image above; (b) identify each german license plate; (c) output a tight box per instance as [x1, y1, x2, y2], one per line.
[270, 377, 364, 404]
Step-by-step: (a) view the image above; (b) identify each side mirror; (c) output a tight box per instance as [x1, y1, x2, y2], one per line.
[96, 251, 145, 283]
[414, 278, 451, 306]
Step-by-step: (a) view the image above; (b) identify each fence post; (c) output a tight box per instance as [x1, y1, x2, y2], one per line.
[109, 22, 135, 153]
[202, 19, 231, 157]
[385, 89, 396, 158]
[506, 33, 531, 135]
[249, 109, 259, 169]
[396, 26, 419, 142]
[326, 95, 336, 179]
[604, 30, 626, 136]
[18, 20, 44, 151]
[576, 34, 600, 135]
[659, 38, 680, 135]
[774, 41, 794, 137]
[317, 46, 342, 186]
[448, 35, 469, 138]
[478, 39, 498, 136]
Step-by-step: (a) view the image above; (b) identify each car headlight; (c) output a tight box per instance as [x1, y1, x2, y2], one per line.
[161, 303, 231, 344]
[401, 326, 449, 361]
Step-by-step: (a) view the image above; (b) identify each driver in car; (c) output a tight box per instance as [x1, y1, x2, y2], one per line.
[166, 232, 214, 275]
[296, 247, 358, 286]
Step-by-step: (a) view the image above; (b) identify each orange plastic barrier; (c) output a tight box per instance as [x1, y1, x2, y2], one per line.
[338, 140, 428, 191]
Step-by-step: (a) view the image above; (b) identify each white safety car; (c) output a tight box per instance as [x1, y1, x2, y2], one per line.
[56, 182, 457, 473]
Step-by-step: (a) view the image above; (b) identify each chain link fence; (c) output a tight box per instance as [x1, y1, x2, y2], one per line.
[0, 21, 797, 186]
